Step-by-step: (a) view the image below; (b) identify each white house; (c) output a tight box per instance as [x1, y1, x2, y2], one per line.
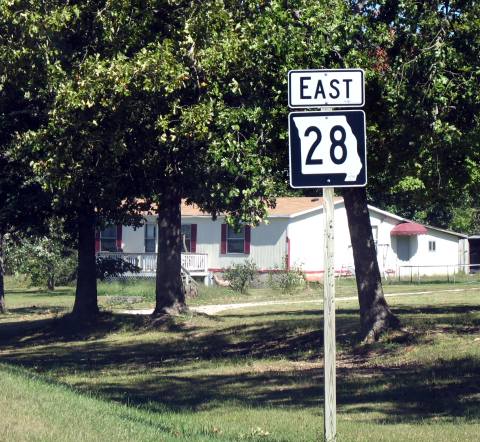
[96, 197, 470, 281]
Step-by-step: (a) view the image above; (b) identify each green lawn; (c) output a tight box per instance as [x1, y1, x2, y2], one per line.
[1, 278, 480, 441]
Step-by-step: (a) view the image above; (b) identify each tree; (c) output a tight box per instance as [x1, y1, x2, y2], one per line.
[5, 220, 77, 291]
[48, 2, 279, 315]
[334, 0, 480, 337]
[350, 0, 480, 233]
[0, 233, 5, 313]
[0, 2, 52, 312]
[3, 1, 152, 320]
[2, 1, 276, 319]
[179, 0, 400, 338]
[343, 188, 400, 340]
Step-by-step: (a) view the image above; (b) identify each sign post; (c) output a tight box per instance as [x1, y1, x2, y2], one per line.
[323, 185, 336, 442]
[288, 69, 367, 442]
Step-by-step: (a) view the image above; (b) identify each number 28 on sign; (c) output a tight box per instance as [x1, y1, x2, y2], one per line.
[288, 110, 367, 188]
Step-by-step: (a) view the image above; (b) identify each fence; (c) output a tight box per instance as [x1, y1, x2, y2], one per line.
[96, 252, 208, 275]
[397, 264, 480, 284]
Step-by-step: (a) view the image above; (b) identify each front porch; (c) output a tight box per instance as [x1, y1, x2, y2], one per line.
[97, 252, 209, 278]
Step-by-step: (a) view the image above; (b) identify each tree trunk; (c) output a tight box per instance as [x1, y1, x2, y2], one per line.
[0, 233, 6, 314]
[47, 274, 55, 291]
[343, 187, 400, 341]
[153, 191, 187, 316]
[72, 209, 99, 320]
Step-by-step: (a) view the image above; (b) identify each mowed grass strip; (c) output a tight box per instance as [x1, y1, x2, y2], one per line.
[0, 364, 223, 442]
[1, 281, 480, 441]
[3, 274, 479, 311]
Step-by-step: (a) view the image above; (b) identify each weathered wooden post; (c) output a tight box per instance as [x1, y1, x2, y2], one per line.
[323, 186, 336, 442]
[288, 68, 366, 442]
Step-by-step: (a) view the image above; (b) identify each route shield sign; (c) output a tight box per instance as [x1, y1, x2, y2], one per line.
[289, 110, 367, 188]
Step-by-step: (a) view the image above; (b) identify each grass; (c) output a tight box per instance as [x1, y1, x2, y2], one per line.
[1, 277, 480, 441]
[5, 274, 478, 310]
[0, 364, 212, 442]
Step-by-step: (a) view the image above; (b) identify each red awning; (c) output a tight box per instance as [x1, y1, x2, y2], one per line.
[391, 222, 428, 236]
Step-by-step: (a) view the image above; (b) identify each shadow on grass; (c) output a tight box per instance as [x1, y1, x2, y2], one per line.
[6, 306, 70, 316]
[0, 312, 150, 347]
[1, 303, 479, 425]
[6, 288, 74, 296]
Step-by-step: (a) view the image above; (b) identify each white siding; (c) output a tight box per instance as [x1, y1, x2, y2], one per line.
[287, 211, 324, 272]
[372, 212, 399, 273]
[191, 217, 288, 270]
[332, 203, 356, 271]
[122, 225, 145, 253]
[121, 215, 288, 270]
[119, 205, 465, 276]
[373, 212, 465, 276]
[399, 229, 464, 275]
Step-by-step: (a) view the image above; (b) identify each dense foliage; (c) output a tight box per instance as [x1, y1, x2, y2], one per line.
[96, 257, 141, 281]
[350, 0, 480, 233]
[5, 221, 77, 290]
[1, 0, 478, 320]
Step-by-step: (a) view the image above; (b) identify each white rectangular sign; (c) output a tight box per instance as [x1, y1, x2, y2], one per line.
[288, 69, 364, 108]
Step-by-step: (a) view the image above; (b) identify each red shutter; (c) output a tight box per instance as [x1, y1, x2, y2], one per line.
[95, 230, 100, 253]
[244, 225, 251, 254]
[116, 225, 122, 251]
[221, 224, 227, 254]
[191, 224, 197, 253]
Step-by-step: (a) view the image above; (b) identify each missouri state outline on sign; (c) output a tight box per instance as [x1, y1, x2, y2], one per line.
[289, 110, 367, 188]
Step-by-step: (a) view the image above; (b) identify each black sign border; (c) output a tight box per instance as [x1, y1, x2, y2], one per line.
[289, 110, 367, 188]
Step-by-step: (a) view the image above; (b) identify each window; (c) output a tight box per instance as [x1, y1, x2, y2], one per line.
[100, 225, 117, 252]
[429, 241, 436, 252]
[221, 224, 250, 254]
[145, 224, 156, 253]
[397, 236, 411, 261]
[181, 225, 192, 252]
[227, 225, 245, 254]
[371, 226, 378, 249]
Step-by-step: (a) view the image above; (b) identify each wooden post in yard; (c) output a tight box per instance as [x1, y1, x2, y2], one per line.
[288, 71, 366, 442]
[323, 186, 336, 442]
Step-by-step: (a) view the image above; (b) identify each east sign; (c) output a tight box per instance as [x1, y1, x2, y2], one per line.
[288, 69, 364, 108]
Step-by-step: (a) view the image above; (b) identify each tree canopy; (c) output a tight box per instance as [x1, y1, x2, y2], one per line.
[351, 0, 480, 233]
[1, 0, 478, 325]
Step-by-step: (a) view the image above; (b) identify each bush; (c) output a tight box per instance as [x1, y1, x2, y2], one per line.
[269, 265, 306, 294]
[96, 256, 141, 281]
[223, 260, 257, 293]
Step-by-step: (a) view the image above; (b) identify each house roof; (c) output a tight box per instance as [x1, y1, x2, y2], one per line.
[177, 198, 469, 238]
[367, 205, 468, 239]
[181, 197, 343, 218]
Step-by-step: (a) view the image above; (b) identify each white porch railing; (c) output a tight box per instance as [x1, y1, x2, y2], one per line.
[97, 252, 208, 275]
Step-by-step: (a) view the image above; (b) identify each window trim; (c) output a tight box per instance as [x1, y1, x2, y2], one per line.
[220, 224, 250, 255]
[226, 225, 245, 254]
[100, 225, 118, 252]
[144, 223, 156, 253]
[371, 225, 379, 249]
[181, 224, 192, 253]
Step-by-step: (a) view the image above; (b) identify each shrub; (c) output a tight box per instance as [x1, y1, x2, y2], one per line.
[223, 259, 257, 293]
[269, 264, 306, 294]
[96, 256, 141, 281]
